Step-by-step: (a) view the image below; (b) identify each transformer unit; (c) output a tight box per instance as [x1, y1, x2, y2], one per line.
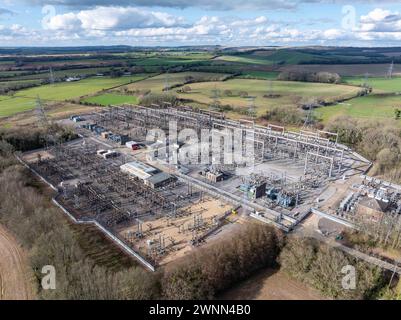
[248, 182, 266, 200]
[266, 187, 297, 208]
[276, 191, 297, 208]
[339, 192, 356, 212]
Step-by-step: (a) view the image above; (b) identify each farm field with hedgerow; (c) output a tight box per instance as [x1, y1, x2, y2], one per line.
[0, 75, 150, 117]
[175, 78, 363, 116]
[316, 94, 401, 123]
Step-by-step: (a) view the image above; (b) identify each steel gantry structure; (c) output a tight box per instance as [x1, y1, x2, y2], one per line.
[94, 104, 346, 178]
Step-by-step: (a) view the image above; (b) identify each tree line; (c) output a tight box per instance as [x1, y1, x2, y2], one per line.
[326, 116, 401, 182]
[277, 71, 341, 84]
[278, 238, 388, 299]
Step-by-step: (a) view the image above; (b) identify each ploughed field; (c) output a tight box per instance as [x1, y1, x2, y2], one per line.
[119, 71, 230, 93]
[221, 268, 326, 300]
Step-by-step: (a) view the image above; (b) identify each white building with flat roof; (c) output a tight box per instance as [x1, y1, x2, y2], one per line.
[120, 160, 176, 188]
[120, 160, 159, 181]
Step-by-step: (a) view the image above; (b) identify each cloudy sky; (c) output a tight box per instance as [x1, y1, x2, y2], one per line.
[0, 0, 401, 46]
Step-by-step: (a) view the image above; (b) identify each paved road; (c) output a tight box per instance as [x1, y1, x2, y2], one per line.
[0, 224, 36, 300]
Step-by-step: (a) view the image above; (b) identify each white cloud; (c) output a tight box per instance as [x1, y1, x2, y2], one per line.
[0, 23, 39, 42]
[114, 16, 230, 39]
[44, 12, 81, 31]
[323, 28, 344, 40]
[358, 8, 401, 32]
[43, 6, 186, 31]
[230, 16, 268, 27]
[4, 6, 401, 46]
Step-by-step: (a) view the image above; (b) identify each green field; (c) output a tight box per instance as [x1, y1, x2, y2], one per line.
[0, 95, 36, 117]
[176, 79, 362, 116]
[344, 76, 401, 93]
[82, 93, 138, 106]
[315, 94, 401, 123]
[2, 47, 401, 126]
[14, 75, 150, 101]
[1, 61, 396, 125]
[0, 79, 41, 89]
[0, 74, 151, 117]
[0, 70, 27, 77]
[120, 72, 229, 93]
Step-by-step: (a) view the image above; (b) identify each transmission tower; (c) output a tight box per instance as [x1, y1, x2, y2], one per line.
[267, 80, 273, 96]
[49, 67, 55, 85]
[164, 72, 170, 92]
[210, 85, 220, 110]
[363, 72, 370, 88]
[135, 219, 144, 238]
[247, 96, 257, 119]
[36, 96, 56, 149]
[36, 96, 48, 128]
[386, 61, 394, 79]
[302, 100, 315, 129]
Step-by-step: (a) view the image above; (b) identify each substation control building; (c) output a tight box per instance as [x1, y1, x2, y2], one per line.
[120, 160, 175, 189]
